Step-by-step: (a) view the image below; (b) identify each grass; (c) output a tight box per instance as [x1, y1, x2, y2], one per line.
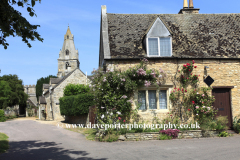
[0, 132, 9, 154]
[67, 128, 97, 141]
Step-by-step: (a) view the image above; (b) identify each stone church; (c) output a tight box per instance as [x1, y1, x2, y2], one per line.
[39, 27, 90, 121]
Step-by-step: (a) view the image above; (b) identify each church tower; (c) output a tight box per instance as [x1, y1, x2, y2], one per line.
[57, 26, 79, 78]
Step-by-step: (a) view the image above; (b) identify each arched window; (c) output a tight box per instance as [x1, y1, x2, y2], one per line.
[66, 49, 69, 55]
[66, 62, 69, 69]
[67, 35, 69, 39]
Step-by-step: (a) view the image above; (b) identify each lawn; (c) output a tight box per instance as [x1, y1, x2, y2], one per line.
[0, 132, 9, 154]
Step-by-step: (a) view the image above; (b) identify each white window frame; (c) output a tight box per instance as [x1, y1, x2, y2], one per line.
[137, 88, 169, 111]
[147, 36, 172, 57]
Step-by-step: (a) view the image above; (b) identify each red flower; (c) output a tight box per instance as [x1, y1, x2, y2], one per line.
[170, 115, 172, 116]
[185, 90, 187, 92]
[194, 66, 197, 68]
[187, 78, 189, 79]
[174, 88, 177, 89]
[192, 101, 195, 104]
[178, 88, 180, 91]
[123, 120, 126, 123]
[191, 73, 192, 75]
[192, 60, 195, 64]
[118, 117, 121, 120]
[182, 88, 184, 91]
[188, 109, 190, 111]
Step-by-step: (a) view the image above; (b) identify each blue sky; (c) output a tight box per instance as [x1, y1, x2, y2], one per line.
[0, 0, 239, 85]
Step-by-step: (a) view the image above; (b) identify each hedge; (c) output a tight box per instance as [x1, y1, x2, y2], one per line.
[60, 93, 94, 116]
[0, 110, 6, 122]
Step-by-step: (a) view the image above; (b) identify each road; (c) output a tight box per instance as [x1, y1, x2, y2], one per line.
[0, 118, 240, 160]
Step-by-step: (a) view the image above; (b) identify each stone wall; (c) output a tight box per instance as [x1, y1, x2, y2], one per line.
[65, 114, 89, 126]
[106, 59, 240, 123]
[123, 130, 220, 141]
[51, 69, 89, 120]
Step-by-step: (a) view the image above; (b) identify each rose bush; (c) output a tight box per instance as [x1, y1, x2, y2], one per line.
[91, 58, 166, 131]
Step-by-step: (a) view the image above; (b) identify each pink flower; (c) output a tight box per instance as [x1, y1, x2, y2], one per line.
[188, 109, 190, 111]
[195, 106, 199, 109]
[118, 117, 121, 120]
[202, 94, 205, 97]
[192, 101, 195, 104]
[123, 120, 126, 122]
[121, 95, 127, 99]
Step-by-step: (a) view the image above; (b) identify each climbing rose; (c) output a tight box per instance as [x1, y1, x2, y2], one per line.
[188, 109, 190, 111]
[192, 101, 195, 104]
[118, 117, 121, 120]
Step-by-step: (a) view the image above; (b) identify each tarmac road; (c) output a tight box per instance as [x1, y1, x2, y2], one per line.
[0, 118, 240, 160]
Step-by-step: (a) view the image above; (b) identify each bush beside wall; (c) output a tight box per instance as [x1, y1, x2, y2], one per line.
[60, 93, 94, 116]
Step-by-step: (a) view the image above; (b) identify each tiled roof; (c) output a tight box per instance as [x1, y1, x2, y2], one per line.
[107, 13, 240, 58]
[50, 78, 62, 84]
[39, 96, 46, 104]
[44, 68, 90, 95]
[43, 84, 49, 89]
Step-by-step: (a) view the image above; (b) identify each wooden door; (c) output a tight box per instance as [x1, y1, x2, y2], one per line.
[89, 105, 97, 125]
[212, 88, 232, 128]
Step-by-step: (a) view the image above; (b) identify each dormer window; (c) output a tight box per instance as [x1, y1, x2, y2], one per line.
[66, 49, 69, 55]
[146, 17, 172, 57]
[67, 35, 69, 39]
[147, 37, 171, 56]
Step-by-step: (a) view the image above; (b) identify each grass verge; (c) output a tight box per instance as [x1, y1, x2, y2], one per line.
[0, 132, 9, 154]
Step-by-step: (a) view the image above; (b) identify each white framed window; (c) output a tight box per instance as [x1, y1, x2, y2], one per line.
[147, 37, 172, 57]
[138, 89, 168, 110]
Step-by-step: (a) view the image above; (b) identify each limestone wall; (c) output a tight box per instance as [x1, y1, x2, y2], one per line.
[105, 59, 240, 122]
[52, 69, 89, 120]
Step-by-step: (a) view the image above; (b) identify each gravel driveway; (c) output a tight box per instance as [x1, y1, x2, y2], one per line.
[0, 118, 240, 160]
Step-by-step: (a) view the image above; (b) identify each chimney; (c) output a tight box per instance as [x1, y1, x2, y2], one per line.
[189, 0, 194, 8]
[183, 0, 188, 9]
[179, 0, 200, 14]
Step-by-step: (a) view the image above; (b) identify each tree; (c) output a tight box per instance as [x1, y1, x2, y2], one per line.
[0, 0, 43, 49]
[0, 74, 28, 109]
[36, 75, 57, 101]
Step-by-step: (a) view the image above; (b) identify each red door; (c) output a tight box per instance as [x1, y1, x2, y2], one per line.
[212, 88, 232, 128]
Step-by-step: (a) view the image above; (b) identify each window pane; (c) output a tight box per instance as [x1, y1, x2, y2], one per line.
[159, 90, 167, 109]
[148, 90, 157, 109]
[138, 91, 146, 110]
[160, 37, 171, 56]
[148, 38, 159, 56]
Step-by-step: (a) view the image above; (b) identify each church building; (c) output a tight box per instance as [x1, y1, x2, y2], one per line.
[39, 27, 90, 121]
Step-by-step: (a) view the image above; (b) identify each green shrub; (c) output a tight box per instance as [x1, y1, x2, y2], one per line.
[215, 116, 228, 130]
[233, 116, 240, 133]
[60, 93, 94, 116]
[218, 131, 230, 137]
[159, 134, 172, 140]
[64, 84, 90, 96]
[0, 110, 6, 122]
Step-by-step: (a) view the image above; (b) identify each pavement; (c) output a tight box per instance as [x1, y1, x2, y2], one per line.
[0, 118, 240, 160]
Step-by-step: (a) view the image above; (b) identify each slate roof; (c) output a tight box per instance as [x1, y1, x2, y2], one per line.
[39, 96, 46, 104]
[50, 78, 62, 84]
[43, 84, 49, 89]
[107, 13, 240, 59]
[44, 68, 89, 95]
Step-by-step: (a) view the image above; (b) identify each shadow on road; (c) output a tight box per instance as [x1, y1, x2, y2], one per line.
[0, 140, 106, 160]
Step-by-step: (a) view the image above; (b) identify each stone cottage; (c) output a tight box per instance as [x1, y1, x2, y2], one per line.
[99, 0, 240, 127]
[40, 27, 90, 121]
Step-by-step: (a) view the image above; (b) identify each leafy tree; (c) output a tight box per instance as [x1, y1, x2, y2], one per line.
[36, 75, 57, 101]
[0, 74, 28, 109]
[0, 0, 43, 49]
